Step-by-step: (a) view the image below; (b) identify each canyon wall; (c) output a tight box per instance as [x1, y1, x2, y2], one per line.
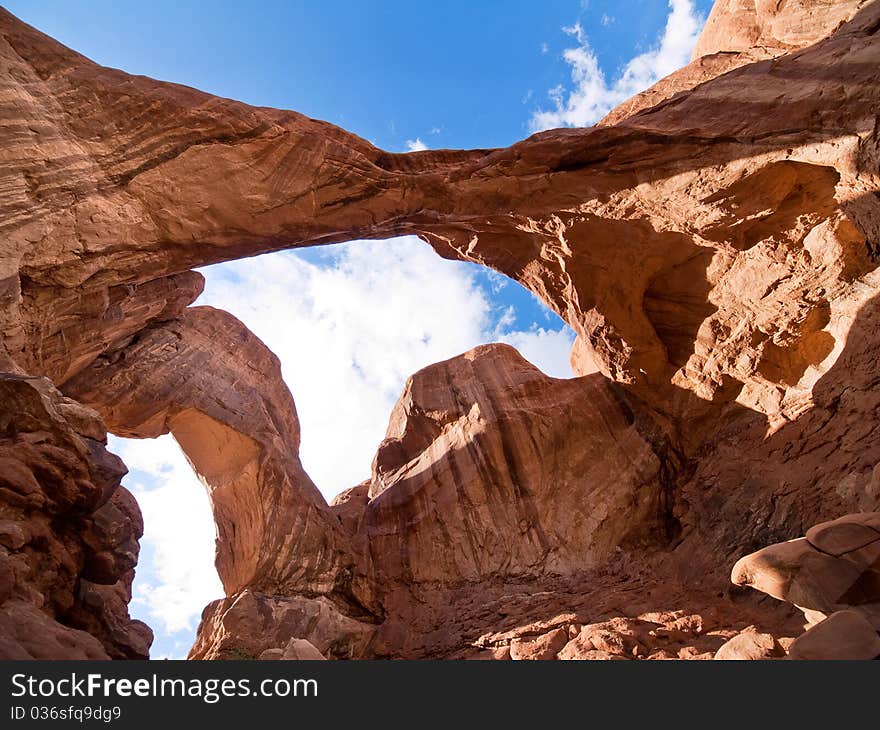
[0, 0, 878, 658]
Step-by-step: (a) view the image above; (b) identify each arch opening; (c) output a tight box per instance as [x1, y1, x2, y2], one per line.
[115, 235, 577, 657]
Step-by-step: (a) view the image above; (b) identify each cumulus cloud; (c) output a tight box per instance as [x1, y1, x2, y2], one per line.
[405, 137, 428, 151]
[529, 0, 704, 131]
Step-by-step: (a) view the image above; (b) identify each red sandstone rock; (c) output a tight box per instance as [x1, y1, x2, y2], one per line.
[806, 514, 880, 556]
[732, 515, 880, 629]
[693, 0, 869, 59]
[258, 639, 328, 661]
[561, 650, 629, 661]
[0, 0, 878, 659]
[509, 629, 569, 661]
[189, 590, 374, 661]
[562, 616, 669, 659]
[787, 610, 880, 660]
[281, 639, 328, 661]
[730, 514, 880, 658]
[0, 375, 148, 658]
[1, 3, 878, 405]
[0, 601, 109, 660]
[63, 306, 355, 602]
[714, 630, 785, 660]
[359, 344, 668, 588]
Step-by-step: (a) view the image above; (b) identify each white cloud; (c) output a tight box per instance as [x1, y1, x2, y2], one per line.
[405, 138, 428, 151]
[529, 0, 704, 131]
[109, 434, 223, 638]
[601, 13, 614, 27]
[495, 327, 575, 379]
[486, 269, 510, 294]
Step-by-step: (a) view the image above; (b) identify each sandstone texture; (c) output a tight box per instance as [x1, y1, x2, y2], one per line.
[733, 512, 880, 628]
[258, 639, 327, 661]
[0, 375, 149, 658]
[787, 610, 880, 660]
[1, 1, 879, 659]
[63, 306, 352, 600]
[713, 629, 785, 660]
[730, 512, 880, 658]
[361, 344, 668, 586]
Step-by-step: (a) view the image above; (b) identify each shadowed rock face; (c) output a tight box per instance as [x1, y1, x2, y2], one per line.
[730, 512, 880, 659]
[0, 375, 150, 658]
[0, 1, 879, 658]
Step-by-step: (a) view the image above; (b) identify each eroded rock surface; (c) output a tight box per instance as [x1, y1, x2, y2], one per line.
[2, 2, 878, 405]
[189, 590, 374, 661]
[1, 0, 879, 659]
[63, 306, 353, 601]
[360, 344, 670, 587]
[732, 513, 880, 628]
[0, 375, 149, 658]
[787, 610, 880, 660]
[713, 630, 785, 660]
[731, 513, 880, 659]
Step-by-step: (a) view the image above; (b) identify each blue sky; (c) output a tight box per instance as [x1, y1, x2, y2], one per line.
[5, 1, 712, 658]
[6, 0, 712, 147]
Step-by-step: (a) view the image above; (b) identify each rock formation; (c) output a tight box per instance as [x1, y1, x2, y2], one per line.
[361, 344, 669, 586]
[731, 512, 880, 659]
[0, 375, 150, 658]
[0, 0, 879, 658]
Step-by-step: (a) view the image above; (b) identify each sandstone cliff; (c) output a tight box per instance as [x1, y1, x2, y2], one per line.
[0, 1, 878, 659]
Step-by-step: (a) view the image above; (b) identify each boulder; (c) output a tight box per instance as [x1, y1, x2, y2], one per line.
[509, 629, 569, 661]
[787, 611, 880, 660]
[281, 639, 327, 661]
[714, 631, 785, 660]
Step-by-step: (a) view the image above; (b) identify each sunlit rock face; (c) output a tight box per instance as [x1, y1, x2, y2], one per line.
[692, 0, 871, 59]
[361, 344, 668, 585]
[62, 306, 352, 601]
[1, 0, 879, 658]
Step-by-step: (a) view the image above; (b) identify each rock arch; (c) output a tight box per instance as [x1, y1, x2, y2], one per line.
[1, 1, 879, 658]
